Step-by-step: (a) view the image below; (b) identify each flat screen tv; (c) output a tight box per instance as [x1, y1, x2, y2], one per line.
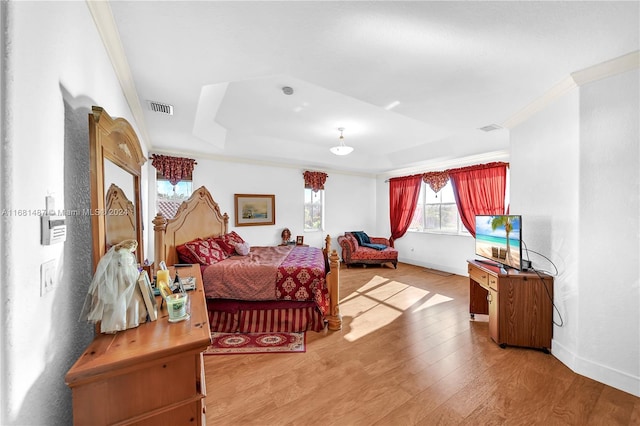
[475, 215, 522, 270]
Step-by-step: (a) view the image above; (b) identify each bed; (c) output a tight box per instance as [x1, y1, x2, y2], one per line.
[152, 186, 342, 332]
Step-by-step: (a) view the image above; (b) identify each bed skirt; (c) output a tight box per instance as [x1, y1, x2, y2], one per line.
[207, 299, 326, 333]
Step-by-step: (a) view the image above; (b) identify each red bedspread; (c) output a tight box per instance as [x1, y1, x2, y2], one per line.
[202, 246, 329, 315]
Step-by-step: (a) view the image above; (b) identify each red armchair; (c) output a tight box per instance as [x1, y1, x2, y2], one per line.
[337, 232, 398, 268]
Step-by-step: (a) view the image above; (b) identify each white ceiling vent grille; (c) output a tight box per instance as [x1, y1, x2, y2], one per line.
[479, 124, 502, 132]
[147, 100, 174, 115]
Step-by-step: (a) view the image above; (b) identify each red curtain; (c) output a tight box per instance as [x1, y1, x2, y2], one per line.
[389, 174, 423, 245]
[303, 171, 328, 192]
[151, 154, 197, 185]
[448, 162, 508, 237]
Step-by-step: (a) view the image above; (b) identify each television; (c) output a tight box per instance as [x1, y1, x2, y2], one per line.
[475, 215, 522, 271]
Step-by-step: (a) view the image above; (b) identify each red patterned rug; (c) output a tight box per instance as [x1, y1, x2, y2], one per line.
[204, 332, 306, 355]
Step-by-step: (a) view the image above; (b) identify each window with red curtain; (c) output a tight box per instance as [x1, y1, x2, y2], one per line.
[152, 154, 197, 219]
[448, 162, 508, 237]
[303, 171, 328, 231]
[389, 174, 423, 245]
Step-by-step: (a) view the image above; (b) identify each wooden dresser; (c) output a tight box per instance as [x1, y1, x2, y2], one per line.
[468, 260, 554, 352]
[66, 265, 211, 425]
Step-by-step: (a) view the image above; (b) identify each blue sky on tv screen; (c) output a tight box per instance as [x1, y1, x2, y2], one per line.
[476, 216, 521, 240]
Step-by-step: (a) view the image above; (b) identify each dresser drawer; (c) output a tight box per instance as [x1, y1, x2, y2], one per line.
[468, 264, 489, 288]
[488, 275, 498, 291]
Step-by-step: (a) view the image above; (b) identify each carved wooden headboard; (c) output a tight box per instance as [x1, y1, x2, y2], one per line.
[153, 186, 229, 269]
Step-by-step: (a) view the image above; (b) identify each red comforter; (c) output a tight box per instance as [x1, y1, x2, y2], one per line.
[202, 245, 329, 315]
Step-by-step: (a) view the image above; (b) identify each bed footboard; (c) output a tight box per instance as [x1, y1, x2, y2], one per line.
[324, 235, 342, 331]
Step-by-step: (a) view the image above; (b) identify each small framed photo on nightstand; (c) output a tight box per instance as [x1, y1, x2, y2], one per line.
[296, 235, 304, 245]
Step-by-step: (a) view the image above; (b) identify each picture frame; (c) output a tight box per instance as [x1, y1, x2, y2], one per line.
[296, 235, 304, 245]
[234, 194, 275, 226]
[137, 270, 158, 321]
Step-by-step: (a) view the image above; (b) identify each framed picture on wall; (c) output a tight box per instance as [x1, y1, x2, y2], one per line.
[234, 194, 275, 226]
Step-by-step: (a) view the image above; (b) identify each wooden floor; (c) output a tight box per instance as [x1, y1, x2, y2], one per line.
[204, 263, 639, 425]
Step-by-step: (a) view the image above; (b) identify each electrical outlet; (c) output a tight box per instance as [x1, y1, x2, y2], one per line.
[41, 259, 56, 296]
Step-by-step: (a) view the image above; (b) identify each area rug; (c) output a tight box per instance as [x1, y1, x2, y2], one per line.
[204, 332, 306, 355]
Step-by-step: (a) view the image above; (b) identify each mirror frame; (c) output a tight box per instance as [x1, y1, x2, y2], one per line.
[89, 106, 147, 271]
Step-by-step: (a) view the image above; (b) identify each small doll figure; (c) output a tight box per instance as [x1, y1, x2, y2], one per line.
[81, 239, 147, 333]
[281, 228, 292, 245]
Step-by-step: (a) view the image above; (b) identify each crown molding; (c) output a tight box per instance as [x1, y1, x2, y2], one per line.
[502, 77, 577, 130]
[503, 51, 640, 130]
[86, 0, 151, 149]
[571, 50, 639, 86]
[378, 150, 511, 180]
[149, 149, 377, 179]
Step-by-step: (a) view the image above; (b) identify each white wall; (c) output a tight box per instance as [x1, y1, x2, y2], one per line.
[148, 157, 377, 257]
[510, 90, 581, 363]
[1, 2, 146, 424]
[577, 69, 639, 396]
[510, 69, 639, 397]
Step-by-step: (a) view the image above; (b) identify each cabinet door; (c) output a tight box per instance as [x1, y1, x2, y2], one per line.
[469, 280, 489, 315]
[498, 276, 553, 349]
[488, 286, 499, 344]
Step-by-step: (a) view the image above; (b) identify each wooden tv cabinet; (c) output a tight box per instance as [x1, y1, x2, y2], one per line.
[468, 260, 554, 352]
[66, 264, 211, 425]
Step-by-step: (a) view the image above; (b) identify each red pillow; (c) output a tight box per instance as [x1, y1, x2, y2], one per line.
[213, 237, 236, 257]
[216, 231, 246, 256]
[176, 243, 200, 265]
[183, 239, 228, 265]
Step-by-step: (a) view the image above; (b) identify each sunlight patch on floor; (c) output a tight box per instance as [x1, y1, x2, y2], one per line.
[412, 293, 454, 312]
[339, 275, 454, 342]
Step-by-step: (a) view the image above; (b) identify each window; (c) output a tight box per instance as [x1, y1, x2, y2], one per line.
[156, 173, 193, 219]
[409, 181, 467, 234]
[304, 188, 324, 231]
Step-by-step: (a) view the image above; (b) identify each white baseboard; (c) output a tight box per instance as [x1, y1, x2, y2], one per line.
[552, 339, 640, 397]
[398, 257, 468, 277]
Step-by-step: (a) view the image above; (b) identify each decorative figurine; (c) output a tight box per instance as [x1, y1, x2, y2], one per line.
[281, 228, 292, 245]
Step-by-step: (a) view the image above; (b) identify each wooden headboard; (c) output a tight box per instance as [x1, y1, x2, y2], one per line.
[153, 186, 229, 269]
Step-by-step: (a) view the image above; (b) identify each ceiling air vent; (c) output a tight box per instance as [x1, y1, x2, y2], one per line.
[479, 124, 502, 132]
[147, 100, 174, 115]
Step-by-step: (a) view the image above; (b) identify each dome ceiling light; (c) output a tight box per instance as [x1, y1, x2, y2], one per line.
[329, 127, 354, 156]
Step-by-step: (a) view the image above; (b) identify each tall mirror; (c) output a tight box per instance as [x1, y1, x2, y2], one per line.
[89, 106, 146, 270]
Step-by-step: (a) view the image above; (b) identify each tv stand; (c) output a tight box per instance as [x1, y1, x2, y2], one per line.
[467, 259, 554, 352]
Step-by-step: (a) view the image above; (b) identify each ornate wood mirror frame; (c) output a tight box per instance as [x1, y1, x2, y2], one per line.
[89, 106, 146, 270]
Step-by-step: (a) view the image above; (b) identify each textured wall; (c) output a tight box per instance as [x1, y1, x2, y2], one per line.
[1, 2, 141, 424]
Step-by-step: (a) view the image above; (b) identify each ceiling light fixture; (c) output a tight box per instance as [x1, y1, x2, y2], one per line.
[330, 127, 354, 156]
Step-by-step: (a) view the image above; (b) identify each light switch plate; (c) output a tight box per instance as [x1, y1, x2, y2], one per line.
[41, 259, 56, 296]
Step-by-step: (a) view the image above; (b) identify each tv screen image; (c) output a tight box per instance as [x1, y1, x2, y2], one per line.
[475, 215, 522, 270]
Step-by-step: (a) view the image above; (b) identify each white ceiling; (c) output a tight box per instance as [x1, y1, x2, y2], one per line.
[103, 1, 639, 175]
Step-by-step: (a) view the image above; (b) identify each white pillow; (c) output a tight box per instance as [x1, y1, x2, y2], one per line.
[233, 241, 250, 256]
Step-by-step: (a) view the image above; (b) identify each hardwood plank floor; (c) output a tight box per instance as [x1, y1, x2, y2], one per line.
[204, 263, 640, 425]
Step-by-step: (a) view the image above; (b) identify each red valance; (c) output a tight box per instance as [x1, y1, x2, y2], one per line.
[151, 154, 197, 186]
[422, 171, 450, 193]
[303, 171, 328, 192]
